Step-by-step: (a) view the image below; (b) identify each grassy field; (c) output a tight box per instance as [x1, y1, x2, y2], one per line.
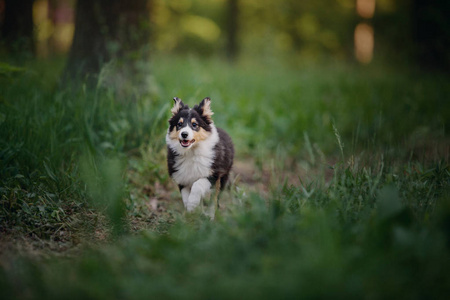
[0, 56, 449, 299]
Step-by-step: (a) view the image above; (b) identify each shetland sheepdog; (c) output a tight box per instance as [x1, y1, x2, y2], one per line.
[166, 97, 234, 214]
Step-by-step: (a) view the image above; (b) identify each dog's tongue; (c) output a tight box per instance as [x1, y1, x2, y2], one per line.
[181, 140, 192, 147]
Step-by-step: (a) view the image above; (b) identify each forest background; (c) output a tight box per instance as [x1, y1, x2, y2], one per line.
[0, 0, 449, 299]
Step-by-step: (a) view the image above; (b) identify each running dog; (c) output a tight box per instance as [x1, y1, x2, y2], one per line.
[166, 97, 234, 214]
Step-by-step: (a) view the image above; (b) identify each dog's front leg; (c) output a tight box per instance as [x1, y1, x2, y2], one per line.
[181, 187, 191, 209]
[186, 178, 211, 212]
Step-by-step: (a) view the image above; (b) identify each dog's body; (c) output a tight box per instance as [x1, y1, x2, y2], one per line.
[166, 97, 234, 213]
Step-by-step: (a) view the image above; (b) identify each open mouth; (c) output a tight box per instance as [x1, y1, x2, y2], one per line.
[180, 139, 195, 148]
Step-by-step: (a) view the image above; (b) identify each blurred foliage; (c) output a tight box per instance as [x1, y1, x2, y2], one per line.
[152, 0, 359, 60]
[147, 0, 448, 67]
[0, 0, 448, 297]
[80, 156, 127, 236]
[6, 0, 446, 69]
[1, 159, 449, 299]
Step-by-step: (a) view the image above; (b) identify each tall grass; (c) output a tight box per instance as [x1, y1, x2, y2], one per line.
[0, 56, 449, 298]
[1, 160, 449, 299]
[0, 60, 168, 236]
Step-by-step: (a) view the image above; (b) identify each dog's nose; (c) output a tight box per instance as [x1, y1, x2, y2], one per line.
[181, 132, 188, 139]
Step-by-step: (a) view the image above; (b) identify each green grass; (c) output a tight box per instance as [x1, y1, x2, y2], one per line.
[1, 163, 449, 299]
[0, 56, 449, 299]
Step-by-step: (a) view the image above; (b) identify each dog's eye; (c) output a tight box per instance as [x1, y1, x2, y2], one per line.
[192, 122, 198, 128]
[177, 122, 183, 127]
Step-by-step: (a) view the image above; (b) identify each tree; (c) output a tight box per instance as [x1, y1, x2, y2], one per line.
[0, 0, 35, 57]
[64, 0, 151, 82]
[411, 0, 450, 70]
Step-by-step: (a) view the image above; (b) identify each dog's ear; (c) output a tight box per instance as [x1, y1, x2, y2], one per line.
[171, 97, 185, 116]
[196, 97, 214, 123]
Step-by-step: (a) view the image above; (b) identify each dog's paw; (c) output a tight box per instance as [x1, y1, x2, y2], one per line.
[186, 202, 199, 212]
[204, 208, 215, 220]
[186, 193, 201, 212]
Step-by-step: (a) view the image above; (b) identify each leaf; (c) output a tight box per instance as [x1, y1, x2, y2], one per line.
[43, 160, 57, 182]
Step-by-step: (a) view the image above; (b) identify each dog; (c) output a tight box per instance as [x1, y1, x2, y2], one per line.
[166, 97, 234, 214]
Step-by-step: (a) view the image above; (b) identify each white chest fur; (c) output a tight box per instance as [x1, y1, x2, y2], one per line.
[168, 125, 219, 187]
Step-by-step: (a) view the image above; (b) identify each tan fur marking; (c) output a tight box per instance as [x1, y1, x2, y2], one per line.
[213, 178, 221, 209]
[169, 127, 178, 140]
[191, 118, 197, 125]
[193, 127, 210, 142]
[171, 99, 183, 116]
[202, 98, 214, 121]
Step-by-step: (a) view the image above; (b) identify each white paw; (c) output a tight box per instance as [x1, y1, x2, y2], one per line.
[186, 202, 199, 212]
[204, 206, 216, 220]
[186, 193, 200, 211]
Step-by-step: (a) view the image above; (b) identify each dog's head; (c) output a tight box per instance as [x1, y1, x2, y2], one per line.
[167, 97, 214, 150]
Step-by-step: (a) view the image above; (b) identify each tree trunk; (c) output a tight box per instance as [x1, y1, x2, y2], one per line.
[226, 0, 239, 61]
[1, 0, 35, 57]
[64, 0, 151, 82]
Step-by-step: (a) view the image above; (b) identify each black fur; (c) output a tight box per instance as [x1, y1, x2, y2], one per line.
[166, 146, 178, 178]
[208, 128, 234, 190]
[193, 97, 213, 125]
[168, 103, 212, 134]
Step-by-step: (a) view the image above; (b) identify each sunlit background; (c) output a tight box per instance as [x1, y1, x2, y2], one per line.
[2, 0, 447, 68]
